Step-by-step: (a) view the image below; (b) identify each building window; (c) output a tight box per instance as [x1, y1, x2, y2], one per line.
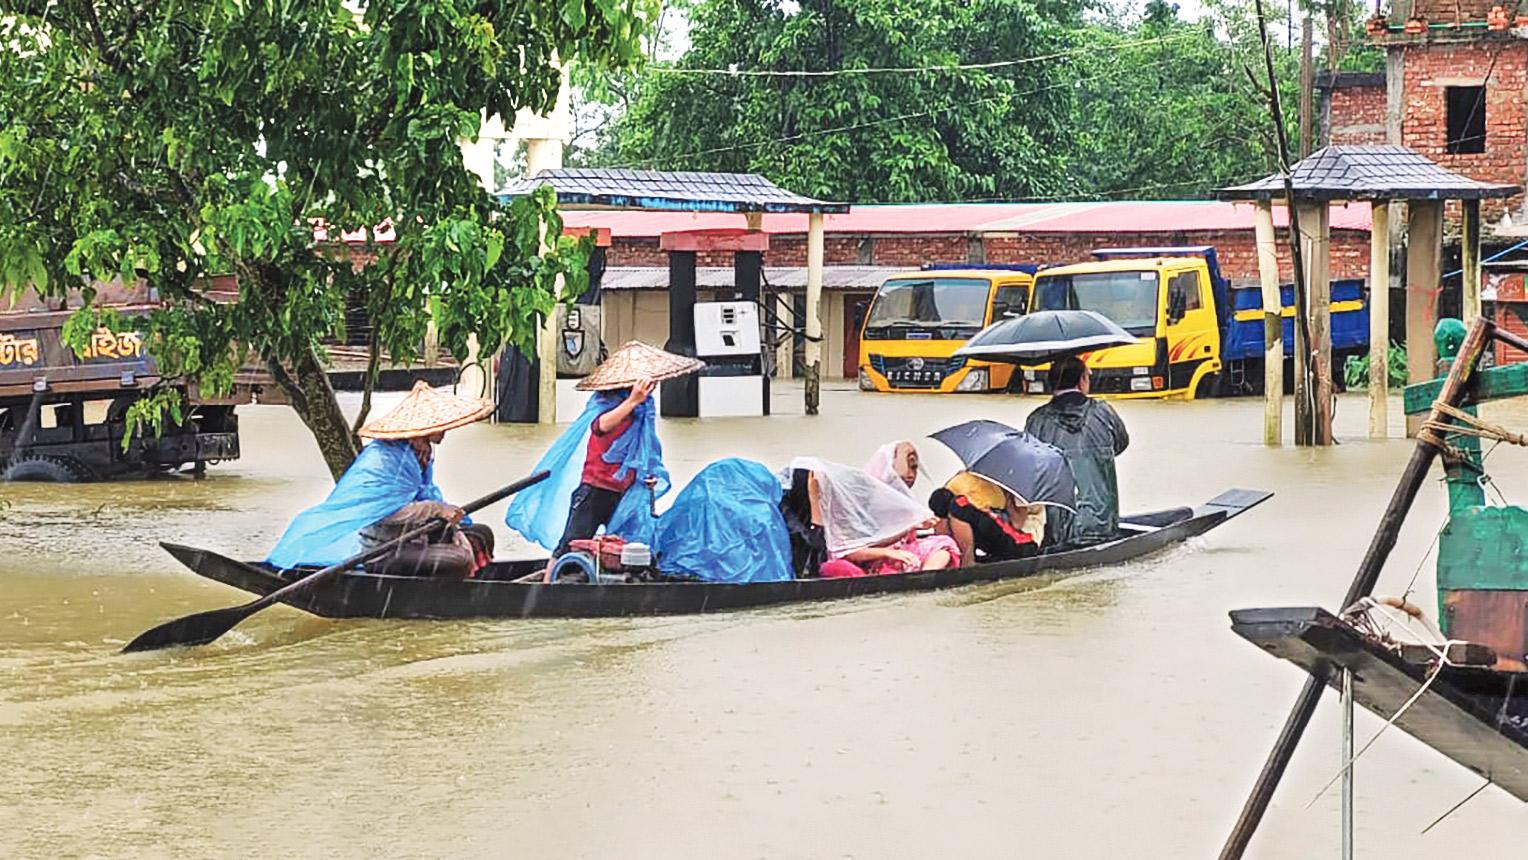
[1446, 86, 1486, 154]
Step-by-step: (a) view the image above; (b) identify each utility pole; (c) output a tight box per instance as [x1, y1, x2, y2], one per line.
[1300, 16, 1315, 156]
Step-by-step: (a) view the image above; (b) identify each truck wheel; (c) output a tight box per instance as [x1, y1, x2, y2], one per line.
[1194, 373, 1225, 399]
[2, 455, 93, 483]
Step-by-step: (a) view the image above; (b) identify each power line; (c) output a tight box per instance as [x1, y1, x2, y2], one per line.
[646, 32, 1200, 78]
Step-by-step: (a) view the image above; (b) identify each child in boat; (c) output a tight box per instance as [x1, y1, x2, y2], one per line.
[505, 341, 704, 576]
[929, 485, 1038, 564]
[265, 382, 495, 577]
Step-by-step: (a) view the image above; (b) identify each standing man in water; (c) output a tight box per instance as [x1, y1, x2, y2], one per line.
[1024, 356, 1129, 548]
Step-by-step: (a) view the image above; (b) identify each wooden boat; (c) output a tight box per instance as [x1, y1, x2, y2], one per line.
[1232, 606, 1528, 799]
[157, 488, 1269, 619]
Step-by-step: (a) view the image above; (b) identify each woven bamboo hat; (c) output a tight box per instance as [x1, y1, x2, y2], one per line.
[576, 341, 705, 391]
[358, 381, 495, 440]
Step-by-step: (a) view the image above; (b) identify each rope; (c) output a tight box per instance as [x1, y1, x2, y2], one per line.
[1422, 401, 1528, 448]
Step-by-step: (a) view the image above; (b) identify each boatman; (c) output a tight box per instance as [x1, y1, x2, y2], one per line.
[505, 341, 702, 579]
[1024, 355, 1129, 548]
[266, 381, 496, 577]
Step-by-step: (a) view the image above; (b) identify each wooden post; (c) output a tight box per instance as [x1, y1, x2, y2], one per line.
[805, 212, 825, 415]
[1253, 201, 1283, 445]
[1368, 201, 1391, 439]
[1405, 200, 1444, 437]
[1299, 17, 1314, 156]
[1462, 198, 1483, 324]
[1297, 200, 1334, 445]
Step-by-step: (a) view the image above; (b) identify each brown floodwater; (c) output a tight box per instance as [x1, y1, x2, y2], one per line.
[4, 382, 1528, 858]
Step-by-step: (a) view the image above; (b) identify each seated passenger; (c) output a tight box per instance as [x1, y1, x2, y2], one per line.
[864, 441, 921, 498]
[782, 457, 957, 578]
[265, 382, 494, 577]
[929, 488, 1038, 565]
[943, 469, 1051, 549]
[651, 458, 793, 583]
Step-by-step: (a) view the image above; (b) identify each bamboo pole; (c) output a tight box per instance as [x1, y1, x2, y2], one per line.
[1368, 201, 1391, 439]
[1253, 201, 1283, 445]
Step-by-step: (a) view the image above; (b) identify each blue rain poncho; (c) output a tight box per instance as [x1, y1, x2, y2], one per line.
[266, 439, 449, 569]
[505, 390, 669, 551]
[652, 458, 793, 584]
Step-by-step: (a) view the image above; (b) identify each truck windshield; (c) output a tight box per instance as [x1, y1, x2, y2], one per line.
[865, 278, 991, 329]
[1033, 271, 1158, 336]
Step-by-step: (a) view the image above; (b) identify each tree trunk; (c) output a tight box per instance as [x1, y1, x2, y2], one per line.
[268, 345, 360, 481]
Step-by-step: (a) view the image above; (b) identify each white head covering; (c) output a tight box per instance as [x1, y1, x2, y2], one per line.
[864, 441, 918, 498]
[782, 457, 931, 558]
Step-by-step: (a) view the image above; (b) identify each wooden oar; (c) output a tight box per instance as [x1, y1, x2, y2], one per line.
[122, 470, 550, 653]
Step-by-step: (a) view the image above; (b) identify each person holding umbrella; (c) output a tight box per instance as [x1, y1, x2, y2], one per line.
[1024, 356, 1129, 548]
[929, 420, 1075, 561]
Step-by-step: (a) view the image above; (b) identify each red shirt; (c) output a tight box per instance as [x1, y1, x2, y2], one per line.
[582, 411, 635, 491]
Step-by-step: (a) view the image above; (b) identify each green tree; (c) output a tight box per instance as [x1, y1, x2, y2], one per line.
[1065, 0, 1296, 197]
[0, 0, 649, 479]
[591, 0, 1082, 202]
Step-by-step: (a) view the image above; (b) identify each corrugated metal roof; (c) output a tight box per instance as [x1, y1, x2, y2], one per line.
[1220, 145, 1519, 201]
[602, 266, 904, 291]
[500, 168, 847, 213]
[561, 200, 1373, 238]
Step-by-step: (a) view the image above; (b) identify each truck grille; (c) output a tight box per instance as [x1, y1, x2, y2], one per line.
[869, 354, 966, 389]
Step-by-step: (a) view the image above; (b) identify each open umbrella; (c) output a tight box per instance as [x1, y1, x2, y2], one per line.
[953, 310, 1135, 366]
[929, 419, 1075, 507]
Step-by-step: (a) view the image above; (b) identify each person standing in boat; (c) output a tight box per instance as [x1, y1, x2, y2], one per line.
[1024, 355, 1129, 548]
[505, 341, 703, 577]
[265, 381, 496, 577]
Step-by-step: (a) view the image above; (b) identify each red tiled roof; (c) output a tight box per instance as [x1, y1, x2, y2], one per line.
[557, 200, 1372, 237]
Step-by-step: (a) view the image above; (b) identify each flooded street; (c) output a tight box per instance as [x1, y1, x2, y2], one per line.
[5, 382, 1528, 858]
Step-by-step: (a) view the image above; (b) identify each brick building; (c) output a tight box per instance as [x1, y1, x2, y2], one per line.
[563, 201, 1374, 379]
[1325, 2, 1528, 226]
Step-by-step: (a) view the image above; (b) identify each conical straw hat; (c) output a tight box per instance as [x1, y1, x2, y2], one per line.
[576, 341, 705, 391]
[358, 381, 495, 440]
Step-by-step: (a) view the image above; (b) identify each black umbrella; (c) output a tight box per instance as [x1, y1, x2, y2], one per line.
[953, 309, 1135, 366]
[929, 419, 1075, 507]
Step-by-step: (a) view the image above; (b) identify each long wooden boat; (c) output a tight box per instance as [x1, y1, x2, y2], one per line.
[159, 487, 1270, 619]
[1231, 606, 1528, 800]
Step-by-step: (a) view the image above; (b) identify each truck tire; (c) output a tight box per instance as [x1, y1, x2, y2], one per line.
[3, 455, 93, 483]
[1194, 372, 1225, 399]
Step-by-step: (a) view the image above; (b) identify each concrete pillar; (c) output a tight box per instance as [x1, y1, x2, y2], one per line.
[1368, 201, 1391, 439]
[458, 113, 510, 408]
[525, 137, 563, 424]
[1405, 200, 1444, 437]
[660, 250, 700, 418]
[1462, 198, 1483, 324]
[1296, 200, 1334, 446]
[804, 212, 825, 415]
[1253, 201, 1283, 446]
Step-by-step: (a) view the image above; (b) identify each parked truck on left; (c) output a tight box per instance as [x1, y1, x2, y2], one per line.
[0, 284, 245, 482]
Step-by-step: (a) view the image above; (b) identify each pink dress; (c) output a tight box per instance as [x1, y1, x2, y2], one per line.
[819, 534, 962, 578]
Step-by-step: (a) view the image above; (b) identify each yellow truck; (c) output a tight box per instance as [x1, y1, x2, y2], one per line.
[856, 265, 1038, 393]
[1017, 246, 1369, 399]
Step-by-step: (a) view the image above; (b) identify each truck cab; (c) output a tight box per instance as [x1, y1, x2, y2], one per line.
[857, 266, 1036, 393]
[1023, 246, 1368, 399]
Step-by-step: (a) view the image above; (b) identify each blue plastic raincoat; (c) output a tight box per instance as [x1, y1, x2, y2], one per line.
[266, 440, 448, 569]
[652, 458, 792, 583]
[504, 390, 669, 550]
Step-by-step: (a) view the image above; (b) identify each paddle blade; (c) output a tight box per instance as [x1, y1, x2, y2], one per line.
[121, 604, 253, 653]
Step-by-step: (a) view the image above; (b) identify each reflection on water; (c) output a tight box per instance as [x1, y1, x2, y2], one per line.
[5, 384, 1528, 858]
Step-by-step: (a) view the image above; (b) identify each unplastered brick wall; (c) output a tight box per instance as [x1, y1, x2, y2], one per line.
[604, 229, 1373, 282]
[1328, 83, 1389, 145]
[1399, 40, 1528, 221]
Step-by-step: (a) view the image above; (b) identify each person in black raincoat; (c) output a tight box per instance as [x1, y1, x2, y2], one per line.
[1024, 356, 1129, 548]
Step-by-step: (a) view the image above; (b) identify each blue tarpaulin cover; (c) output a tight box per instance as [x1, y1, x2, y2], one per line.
[266, 439, 448, 569]
[652, 458, 793, 583]
[505, 390, 670, 550]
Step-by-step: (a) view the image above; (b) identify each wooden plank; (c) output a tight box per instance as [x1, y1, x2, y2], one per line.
[1406, 200, 1444, 437]
[1403, 353, 1528, 413]
[1369, 201, 1391, 439]
[1254, 202, 1283, 445]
